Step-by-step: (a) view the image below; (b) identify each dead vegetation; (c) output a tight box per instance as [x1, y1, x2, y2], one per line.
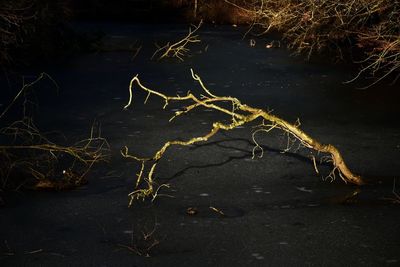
[0, 0, 73, 66]
[167, 0, 251, 24]
[167, 1, 400, 86]
[223, 0, 400, 86]
[151, 20, 202, 61]
[0, 0, 35, 64]
[122, 69, 363, 205]
[0, 73, 109, 200]
[117, 223, 160, 257]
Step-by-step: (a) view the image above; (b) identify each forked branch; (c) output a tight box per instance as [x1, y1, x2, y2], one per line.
[151, 20, 202, 61]
[123, 69, 363, 205]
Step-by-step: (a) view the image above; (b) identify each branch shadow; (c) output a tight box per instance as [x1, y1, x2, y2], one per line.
[159, 135, 332, 183]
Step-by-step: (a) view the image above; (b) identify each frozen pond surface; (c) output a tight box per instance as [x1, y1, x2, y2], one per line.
[1, 22, 400, 266]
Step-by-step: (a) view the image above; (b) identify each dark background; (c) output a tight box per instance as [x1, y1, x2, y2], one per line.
[1, 1, 400, 266]
[69, 0, 187, 22]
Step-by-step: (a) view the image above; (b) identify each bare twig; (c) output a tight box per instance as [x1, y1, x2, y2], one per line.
[151, 20, 202, 61]
[123, 69, 363, 205]
[0, 74, 109, 192]
[225, 0, 399, 86]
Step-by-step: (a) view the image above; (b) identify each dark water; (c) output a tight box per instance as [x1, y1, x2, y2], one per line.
[1, 22, 399, 266]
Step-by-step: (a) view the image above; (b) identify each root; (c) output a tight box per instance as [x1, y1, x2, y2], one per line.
[123, 69, 364, 205]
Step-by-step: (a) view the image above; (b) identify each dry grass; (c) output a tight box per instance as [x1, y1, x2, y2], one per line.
[0, 0, 34, 64]
[0, 0, 72, 66]
[225, 0, 400, 86]
[166, 0, 252, 24]
[164, 0, 399, 85]
[0, 73, 109, 198]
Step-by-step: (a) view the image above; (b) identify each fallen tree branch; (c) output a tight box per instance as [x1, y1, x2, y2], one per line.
[123, 69, 363, 206]
[151, 20, 202, 61]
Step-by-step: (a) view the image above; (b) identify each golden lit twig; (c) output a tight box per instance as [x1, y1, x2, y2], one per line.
[151, 20, 202, 61]
[122, 69, 363, 205]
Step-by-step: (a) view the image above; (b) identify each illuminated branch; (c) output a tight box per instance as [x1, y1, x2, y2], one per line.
[346, 34, 400, 88]
[123, 69, 363, 205]
[151, 20, 202, 61]
[225, 0, 399, 85]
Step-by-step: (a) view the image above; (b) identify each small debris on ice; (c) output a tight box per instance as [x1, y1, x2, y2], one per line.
[186, 207, 197, 215]
[296, 186, 313, 193]
[251, 253, 264, 260]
